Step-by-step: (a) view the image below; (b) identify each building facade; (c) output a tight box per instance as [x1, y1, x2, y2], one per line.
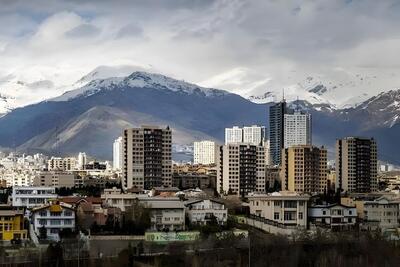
[308, 204, 357, 230]
[217, 143, 266, 196]
[284, 112, 312, 148]
[184, 199, 228, 225]
[362, 196, 399, 230]
[12, 186, 58, 209]
[280, 145, 327, 194]
[269, 101, 287, 166]
[225, 126, 243, 144]
[33, 172, 80, 188]
[336, 137, 378, 193]
[31, 202, 76, 241]
[193, 140, 217, 165]
[248, 192, 310, 228]
[0, 206, 28, 241]
[113, 137, 123, 170]
[122, 126, 172, 190]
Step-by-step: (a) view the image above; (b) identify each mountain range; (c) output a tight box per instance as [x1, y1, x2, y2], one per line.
[0, 69, 399, 164]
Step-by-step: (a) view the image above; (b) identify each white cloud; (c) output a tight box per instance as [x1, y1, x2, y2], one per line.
[0, 0, 400, 108]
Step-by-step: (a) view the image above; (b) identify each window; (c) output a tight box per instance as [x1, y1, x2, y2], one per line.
[64, 211, 72, 216]
[274, 201, 281, 207]
[322, 210, 326, 215]
[39, 219, 47, 226]
[284, 201, 297, 208]
[284, 211, 296, 221]
[298, 212, 303, 220]
[274, 212, 279, 220]
[39, 211, 47, 216]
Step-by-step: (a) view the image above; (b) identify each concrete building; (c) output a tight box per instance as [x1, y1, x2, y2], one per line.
[308, 204, 357, 230]
[77, 152, 87, 170]
[0, 206, 28, 241]
[172, 173, 211, 189]
[336, 137, 378, 193]
[243, 125, 266, 145]
[217, 143, 266, 196]
[33, 172, 81, 188]
[101, 187, 144, 212]
[113, 137, 123, 170]
[141, 198, 185, 231]
[31, 201, 75, 241]
[193, 140, 217, 165]
[225, 126, 243, 144]
[280, 145, 327, 194]
[248, 191, 310, 228]
[12, 186, 57, 209]
[48, 157, 77, 171]
[284, 112, 312, 148]
[122, 126, 172, 190]
[184, 199, 228, 225]
[362, 196, 399, 230]
[225, 126, 266, 146]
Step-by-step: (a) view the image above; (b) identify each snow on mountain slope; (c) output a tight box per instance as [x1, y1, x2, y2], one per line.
[52, 71, 229, 102]
[201, 67, 400, 109]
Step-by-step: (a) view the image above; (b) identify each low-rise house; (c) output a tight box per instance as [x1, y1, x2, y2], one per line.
[12, 186, 57, 209]
[184, 199, 228, 225]
[0, 205, 28, 241]
[101, 187, 147, 212]
[248, 191, 310, 228]
[141, 198, 185, 231]
[308, 204, 357, 230]
[31, 201, 76, 241]
[362, 196, 399, 230]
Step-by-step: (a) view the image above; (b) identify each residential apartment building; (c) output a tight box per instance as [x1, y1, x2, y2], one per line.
[141, 198, 185, 231]
[33, 171, 81, 188]
[280, 145, 327, 194]
[122, 126, 172, 190]
[362, 196, 399, 230]
[193, 140, 217, 165]
[225, 125, 266, 146]
[31, 202, 75, 241]
[217, 143, 266, 196]
[113, 136, 123, 170]
[77, 152, 87, 170]
[336, 137, 378, 193]
[284, 112, 312, 148]
[184, 199, 228, 225]
[0, 206, 28, 241]
[225, 126, 243, 144]
[48, 157, 77, 171]
[101, 187, 143, 212]
[12, 186, 58, 209]
[308, 204, 357, 230]
[172, 173, 211, 189]
[248, 191, 310, 228]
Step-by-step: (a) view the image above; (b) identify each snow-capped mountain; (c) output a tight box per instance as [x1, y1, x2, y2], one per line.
[53, 71, 228, 102]
[202, 67, 400, 109]
[0, 65, 152, 115]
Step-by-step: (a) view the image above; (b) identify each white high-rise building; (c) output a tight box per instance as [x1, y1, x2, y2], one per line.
[193, 141, 216, 165]
[225, 125, 266, 145]
[225, 126, 243, 144]
[243, 125, 266, 145]
[284, 112, 312, 148]
[113, 136, 123, 170]
[78, 152, 87, 170]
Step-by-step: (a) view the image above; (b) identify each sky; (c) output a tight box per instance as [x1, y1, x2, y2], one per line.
[1, 0, 400, 107]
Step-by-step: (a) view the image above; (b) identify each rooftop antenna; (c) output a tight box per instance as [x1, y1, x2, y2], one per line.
[282, 88, 285, 102]
[296, 96, 299, 112]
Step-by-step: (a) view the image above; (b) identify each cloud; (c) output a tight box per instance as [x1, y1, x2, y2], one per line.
[65, 23, 100, 38]
[0, 0, 400, 108]
[116, 24, 144, 39]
